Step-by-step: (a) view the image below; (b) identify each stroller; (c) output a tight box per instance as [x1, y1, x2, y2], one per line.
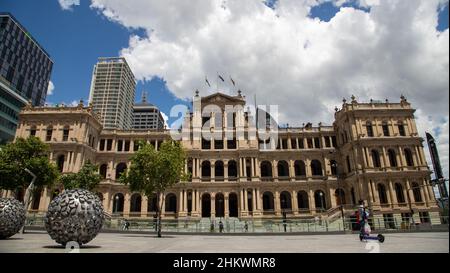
[358, 206, 385, 243]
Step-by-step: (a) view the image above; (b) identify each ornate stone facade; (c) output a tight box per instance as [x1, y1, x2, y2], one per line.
[1, 93, 441, 226]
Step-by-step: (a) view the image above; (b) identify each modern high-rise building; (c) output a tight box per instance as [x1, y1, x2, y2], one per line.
[88, 57, 135, 130]
[133, 91, 165, 130]
[0, 12, 53, 144]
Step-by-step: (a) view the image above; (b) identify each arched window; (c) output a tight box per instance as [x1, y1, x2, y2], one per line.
[130, 193, 142, 213]
[215, 161, 224, 179]
[330, 160, 338, 175]
[45, 126, 53, 141]
[294, 160, 306, 176]
[382, 122, 390, 136]
[57, 155, 65, 173]
[404, 148, 414, 167]
[261, 161, 272, 178]
[201, 161, 211, 177]
[335, 188, 346, 205]
[228, 160, 237, 178]
[377, 184, 388, 204]
[398, 121, 406, 136]
[112, 193, 124, 213]
[297, 191, 309, 209]
[388, 149, 397, 167]
[371, 150, 381, 168]
[314, 190, 326, 210]
[99, 164, 107, 179]
[395, 183, 405, 203]
[280, 191, 292, 210]
[62, 126, 70, 141]
[31, 188, 42, 210]
[115, 163, 127, 179]
[412, 182, 422, 202]
[165, 193, 177, 213]
[311, 160, 323, 176]
[262, 192, 274, 211]
[277, 161, 289, 177]
[147, 194, 158, 212]
[30, 126, 37, 137]
[366, 121, 374, 137]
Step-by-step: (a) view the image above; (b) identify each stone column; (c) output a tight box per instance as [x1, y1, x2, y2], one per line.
[292, 190, 298, 214]
[239, 189, 244, 215]
[211, 161, 215, 182]
[273, 160, 278, 182]
[178, 190, 184, 213]
[211, 193, 216, 218]
[388, 180, 397, 207]
[256, 188, 261, 211]
[244, 189, 249, 211]
[141, 196, 148, 217]
[184, 190, 188, 213]
[274, 190, 281, 216]
[224, 193, 229, 218]
[289, 160, 295, 181]
[224, 161, 229, 181]
[124, 193, 131, 217]
[309, 189, 316, 213]
[252, 188, 256, 214]
[103, 191, 110, 213]
[255, 158, 260, 177]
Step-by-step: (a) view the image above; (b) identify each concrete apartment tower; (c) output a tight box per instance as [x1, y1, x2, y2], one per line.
[88, 57, 135, 130]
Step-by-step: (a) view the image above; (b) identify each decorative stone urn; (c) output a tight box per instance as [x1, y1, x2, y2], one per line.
[0, 198, 26, 239]
[45, 189, 104, 246]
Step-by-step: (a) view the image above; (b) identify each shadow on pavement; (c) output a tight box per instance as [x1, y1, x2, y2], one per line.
[43, 245, 102, 249]
[122, 235, 177, 239]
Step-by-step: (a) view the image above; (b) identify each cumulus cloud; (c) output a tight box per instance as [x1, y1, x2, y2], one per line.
[89, 0, 449, 178]
[58, 0, 80, 10]
[160, 111, 169, 129]
[47, 81, 54, 95]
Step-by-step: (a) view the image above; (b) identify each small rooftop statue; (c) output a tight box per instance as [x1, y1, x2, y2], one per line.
[238, 90, 242, 97]
[334, 106, 339, 112]
[351, 95, 357, 103]
[342, 97, 347, 104]
[195, 90, 199, 97]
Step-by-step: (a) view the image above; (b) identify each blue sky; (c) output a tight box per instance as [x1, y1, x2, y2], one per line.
[2, 0, 448, 126]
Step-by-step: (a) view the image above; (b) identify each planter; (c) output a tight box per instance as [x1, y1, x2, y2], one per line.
[0, 198, 26, 239]
[45, 189, 104, 246]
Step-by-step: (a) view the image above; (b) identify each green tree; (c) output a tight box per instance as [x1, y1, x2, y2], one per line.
[120, 141, 186, 237]
[59, 161, 102, 191]
[0, 136, 59, 192]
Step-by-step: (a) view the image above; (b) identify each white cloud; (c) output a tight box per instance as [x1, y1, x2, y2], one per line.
[47, 81, 54, 95]
[160, 111, 169, 129]
[58, 0, 80, 11]
[90, 0, 449, 178]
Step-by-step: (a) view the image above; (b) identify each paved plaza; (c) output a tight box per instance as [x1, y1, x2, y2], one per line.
[0, 231, 448, 253]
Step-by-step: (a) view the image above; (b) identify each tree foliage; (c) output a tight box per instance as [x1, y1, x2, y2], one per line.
[59, 161, 102, 191]
[0, 137, 59, 191]
[120, 140, 186, 237]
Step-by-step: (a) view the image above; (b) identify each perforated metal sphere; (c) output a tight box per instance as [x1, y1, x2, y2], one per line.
[45, 189, 104, 246]
[0, 198, 26, 239]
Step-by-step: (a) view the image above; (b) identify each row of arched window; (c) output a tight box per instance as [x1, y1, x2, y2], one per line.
[377, 182, 423, 203]
[99, 159, 336, 181]
[365, 120, 407, 137]
[370, 148, 415, 168]
[29, 125, 71, 142]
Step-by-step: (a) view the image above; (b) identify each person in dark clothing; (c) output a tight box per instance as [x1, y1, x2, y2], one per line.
[219, 221, 224, 233]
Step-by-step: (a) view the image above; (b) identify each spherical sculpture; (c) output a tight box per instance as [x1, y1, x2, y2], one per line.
[45, 189, 104, 246]
[0, 198, 26, 239]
